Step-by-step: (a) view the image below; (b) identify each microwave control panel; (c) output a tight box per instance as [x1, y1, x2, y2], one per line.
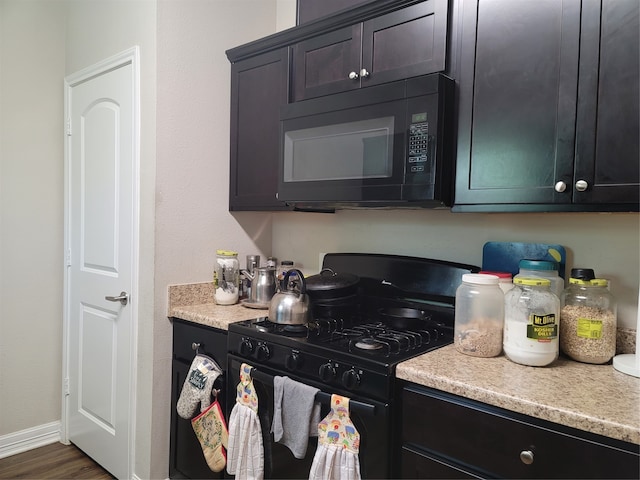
[407, 121, 432, 175]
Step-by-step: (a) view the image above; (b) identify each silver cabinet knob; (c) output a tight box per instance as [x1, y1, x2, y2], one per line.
[520, 450, 534, 465]
[360, 68, 370, 78]
[554, 181, 567, 193]
[575, 179, 589, 191]
[348, 71, 359, 80]
[105, 291, 129, 306]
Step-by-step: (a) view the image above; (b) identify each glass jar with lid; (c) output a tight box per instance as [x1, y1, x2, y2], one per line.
[504, 277, 560, 367]
[454, 273, 505, 358]
[214, 250, 239, 305]
[514, 259, 564, 298]
[560, 268, 617, 364]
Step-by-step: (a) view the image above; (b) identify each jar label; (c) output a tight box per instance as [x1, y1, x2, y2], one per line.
[576, 317, 603, 339]
[527, 313, 557, 342]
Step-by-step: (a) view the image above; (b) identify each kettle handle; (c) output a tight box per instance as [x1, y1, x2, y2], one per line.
[283, 269, 306, 294]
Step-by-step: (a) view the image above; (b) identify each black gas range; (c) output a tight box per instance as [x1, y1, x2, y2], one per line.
[227, 253, 479, 403]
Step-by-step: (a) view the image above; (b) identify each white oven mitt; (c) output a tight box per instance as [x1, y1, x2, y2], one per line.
[177, 354, 222, 419]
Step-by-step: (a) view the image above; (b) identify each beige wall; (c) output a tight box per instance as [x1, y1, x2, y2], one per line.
[0, 0, 66, 435]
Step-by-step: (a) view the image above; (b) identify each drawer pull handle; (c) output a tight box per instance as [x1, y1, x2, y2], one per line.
[520, 450, 534, 465]
[192, 342, 201, 353]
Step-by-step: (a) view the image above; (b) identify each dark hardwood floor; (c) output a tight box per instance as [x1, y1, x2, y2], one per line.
[0, 442, 114, 479]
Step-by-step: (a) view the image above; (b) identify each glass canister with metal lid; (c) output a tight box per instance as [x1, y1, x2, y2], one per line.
[560, 268, 617, 364]
[504, 277, 560, 367]
[454, 273, 505, 358]
[214, 250, 239, 305]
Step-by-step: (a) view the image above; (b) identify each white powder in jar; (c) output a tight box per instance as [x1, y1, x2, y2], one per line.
[503, 320, 558, 366]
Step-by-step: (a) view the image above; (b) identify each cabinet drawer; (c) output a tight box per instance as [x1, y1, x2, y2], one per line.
[402, 386, 640, 479]
[172, 318, 227, 368]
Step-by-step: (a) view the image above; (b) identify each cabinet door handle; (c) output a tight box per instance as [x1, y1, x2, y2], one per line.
[554, 181, 567, 193]
[359, 68, 370, 78]
[348, 71, 359, 80]
[575, 179, 589, 192]
[520, 450, 534, 465]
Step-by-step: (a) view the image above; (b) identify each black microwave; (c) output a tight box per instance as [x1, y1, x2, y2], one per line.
[278, 73, 455, 210]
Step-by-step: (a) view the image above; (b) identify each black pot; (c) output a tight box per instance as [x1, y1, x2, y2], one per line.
[305, 268, 360, 300]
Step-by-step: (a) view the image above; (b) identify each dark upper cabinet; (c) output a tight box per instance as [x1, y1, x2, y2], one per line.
[228, 48, 290, 211]
[454, 0, 639, 211]
[292, 0, 449, 101]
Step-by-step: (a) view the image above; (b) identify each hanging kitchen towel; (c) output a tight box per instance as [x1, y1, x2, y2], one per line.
[309, 394, 361, 480]
[270, 376, 321, 459]
[226, 363, 264, 480]
[191, 396, 229, 472]
[177, 354, 223, 419]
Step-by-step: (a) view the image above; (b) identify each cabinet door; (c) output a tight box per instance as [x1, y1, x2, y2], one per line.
[361, 0, 448, 88]
[455, 0, 581, 207]
[574, 0, 639, 205]
[292, 24, 362, 101]
[229, 48, 290, 211]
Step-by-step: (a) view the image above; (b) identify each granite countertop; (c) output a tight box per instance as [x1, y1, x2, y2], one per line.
[396, 345, 640, 445]
[168, 282, 639, 446]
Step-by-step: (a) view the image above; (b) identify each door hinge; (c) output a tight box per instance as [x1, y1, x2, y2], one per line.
[63, 377, 70, 396]
[66, 249, 72, 267]
[66, 117, 72, 136]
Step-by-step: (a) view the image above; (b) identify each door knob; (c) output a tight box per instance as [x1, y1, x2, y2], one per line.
[575, 180, 589, 192]
[554, 181, 567, 193]
[105, 291, 129, 306]
[360, 68, 370, 78]
[348, 71, 359, 80]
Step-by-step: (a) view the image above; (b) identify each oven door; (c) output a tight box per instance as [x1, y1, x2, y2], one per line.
[227, 354, 391, 479]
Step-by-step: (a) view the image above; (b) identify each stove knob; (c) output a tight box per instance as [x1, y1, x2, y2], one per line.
[239, 338, 254, 356]
[285, 352, 303, 371]
[342, 369, 361, 390]
[319, 363, 336, 382]
[256, 343, 271, 361]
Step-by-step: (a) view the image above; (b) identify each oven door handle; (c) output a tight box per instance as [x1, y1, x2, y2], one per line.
[247, 365, 377, 416]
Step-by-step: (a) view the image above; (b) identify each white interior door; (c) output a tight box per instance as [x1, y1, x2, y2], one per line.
[63, 48, 139, 480]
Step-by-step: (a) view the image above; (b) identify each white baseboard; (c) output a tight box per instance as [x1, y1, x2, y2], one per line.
[0, 421, 61, 459]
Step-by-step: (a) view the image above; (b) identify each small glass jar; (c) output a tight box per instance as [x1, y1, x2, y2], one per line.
[514, 259, 564, 298]
[479, 271, 514, 294]
[504, 277, 560, 367]
[214, 250, 239, 305]
[454, 273, 505, 358]
[560, 270, 617, 364]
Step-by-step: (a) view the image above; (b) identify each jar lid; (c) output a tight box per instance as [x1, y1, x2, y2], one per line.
[514, 277, 551, 286]
[479, 271, 512, 281]
[569, 267, 595, 281]
[519, 259, 558, 271]
[569, 277, 608, 287]
[216, 249, 238, 256]
[462, 273, 499, 285]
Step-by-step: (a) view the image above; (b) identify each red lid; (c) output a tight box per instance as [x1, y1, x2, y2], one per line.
[479, 271, 512, 279]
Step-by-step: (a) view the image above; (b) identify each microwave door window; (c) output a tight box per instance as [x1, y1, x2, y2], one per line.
[283, 117, 394, 182]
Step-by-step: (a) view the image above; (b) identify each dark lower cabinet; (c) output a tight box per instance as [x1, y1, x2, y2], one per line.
[228, 48, 289, 211]
[454, 0, 639, 211]
[169, 319, 228, 479]
[398, 383, 640, 479]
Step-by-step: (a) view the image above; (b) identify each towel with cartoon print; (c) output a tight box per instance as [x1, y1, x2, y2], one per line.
[309, 394, 361, 480]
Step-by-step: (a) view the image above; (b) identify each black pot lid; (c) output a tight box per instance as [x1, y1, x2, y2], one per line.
[305, 268, 360, 291]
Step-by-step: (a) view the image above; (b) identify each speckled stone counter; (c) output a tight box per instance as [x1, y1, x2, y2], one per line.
[396, 344, 640, 445]
[168, 282, 264, 330]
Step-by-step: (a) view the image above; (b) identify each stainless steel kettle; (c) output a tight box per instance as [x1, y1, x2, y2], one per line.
[268, 269, 311, 325]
